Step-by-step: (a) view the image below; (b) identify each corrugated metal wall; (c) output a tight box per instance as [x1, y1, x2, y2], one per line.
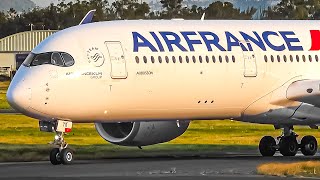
[0, 30, 57, 52]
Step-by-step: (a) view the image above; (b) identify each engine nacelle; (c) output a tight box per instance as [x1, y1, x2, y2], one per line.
[95, 120, 190, 146]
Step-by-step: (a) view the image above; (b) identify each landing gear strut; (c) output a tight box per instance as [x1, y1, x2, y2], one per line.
[259, 126, 317, 157]
[40, 120, 74, 165]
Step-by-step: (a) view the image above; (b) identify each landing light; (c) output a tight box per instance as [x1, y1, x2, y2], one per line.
[54, 135, 60, 140]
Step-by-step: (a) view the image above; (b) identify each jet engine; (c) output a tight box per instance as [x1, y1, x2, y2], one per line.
[95, 120, 190, 146]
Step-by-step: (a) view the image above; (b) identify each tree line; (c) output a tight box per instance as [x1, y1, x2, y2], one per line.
[0, 0, 319, 39]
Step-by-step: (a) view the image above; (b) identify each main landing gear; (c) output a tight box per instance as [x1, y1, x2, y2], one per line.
[39, 120, 74, 165]
[259, 126, 318, 157]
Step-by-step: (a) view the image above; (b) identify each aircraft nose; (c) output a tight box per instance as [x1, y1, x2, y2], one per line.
[6, 80, 31, 112]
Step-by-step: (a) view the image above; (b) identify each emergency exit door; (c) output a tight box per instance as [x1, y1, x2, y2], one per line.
[105, 41, 128, 79]
[239, 41, 257, 77]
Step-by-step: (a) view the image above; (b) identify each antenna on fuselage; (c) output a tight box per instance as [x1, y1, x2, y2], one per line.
[201, 13, 205, 21]
[79, 9, 96, 25]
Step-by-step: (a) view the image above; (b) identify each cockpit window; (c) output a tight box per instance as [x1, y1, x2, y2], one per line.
[32, 53, 51, 66]
[61, 53, 75, 67]
[51, 52, 64, 66]
[23, 52, 75, 67]
[23, 53, 35, 66]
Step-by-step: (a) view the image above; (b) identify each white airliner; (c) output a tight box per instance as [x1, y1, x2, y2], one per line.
[6, 10, 320, 165]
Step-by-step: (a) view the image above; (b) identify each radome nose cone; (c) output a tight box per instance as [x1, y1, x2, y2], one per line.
[7, 82, 30, 112]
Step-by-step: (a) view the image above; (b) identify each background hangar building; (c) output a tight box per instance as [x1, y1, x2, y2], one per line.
[0, 30, 57, 79]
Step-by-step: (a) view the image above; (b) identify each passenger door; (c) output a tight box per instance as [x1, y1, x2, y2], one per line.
[239, 41, 257, 77]
[105, 41, 128, 79]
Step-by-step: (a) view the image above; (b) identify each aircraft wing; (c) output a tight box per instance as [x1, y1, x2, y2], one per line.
[287, 79, 320, 107]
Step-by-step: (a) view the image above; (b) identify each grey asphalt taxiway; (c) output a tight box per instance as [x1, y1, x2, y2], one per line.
[0, 152, 319, 180]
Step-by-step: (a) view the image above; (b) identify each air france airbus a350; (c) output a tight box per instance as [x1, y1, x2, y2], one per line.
[6, 10, 320, 165]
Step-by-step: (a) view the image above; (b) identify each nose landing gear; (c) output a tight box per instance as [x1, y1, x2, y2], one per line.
[40, 120, 74, 165]
[49, 131, 74, 165]
[259, 126, 318, 157]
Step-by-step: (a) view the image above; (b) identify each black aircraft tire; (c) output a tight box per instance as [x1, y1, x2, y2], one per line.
[50, 148, 62, 165]
[279, 136, 298, 156]
[301, 135, 317, 156]
[259, 136, 276, 156]
[61, 148, 73, 165]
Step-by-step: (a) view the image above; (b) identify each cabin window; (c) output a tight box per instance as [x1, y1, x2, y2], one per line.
[232, 55, 235, 63]
[186, 56, 190, 63]
[212, 56, 216, 63]
[151, 56, 155, 63]
[277, 55, 281, 62]
[135, 56, 139, 64]
[219, 56, 222, 63]
[143, 56, 147, 63]
[302, 55, 306, 62]
[225, 56, 229, 63]
[296, 55, 299, 62]
[192, 56, 196, 63]
[179, 56, 183, 63]
[264, 55, 267, 62]
[199, 56, 203, 63]
[172, 56, 176, 63]
[165, 56, 169, 63]
[158, 56, 162, 63]
[206, 56, 209, 63]
[316, 55, 319, 62]
[270, 55, 274, 62]
[283, 55, 287, 62]
[309, 55, 312, 62]
[290, 55, 293, 62]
